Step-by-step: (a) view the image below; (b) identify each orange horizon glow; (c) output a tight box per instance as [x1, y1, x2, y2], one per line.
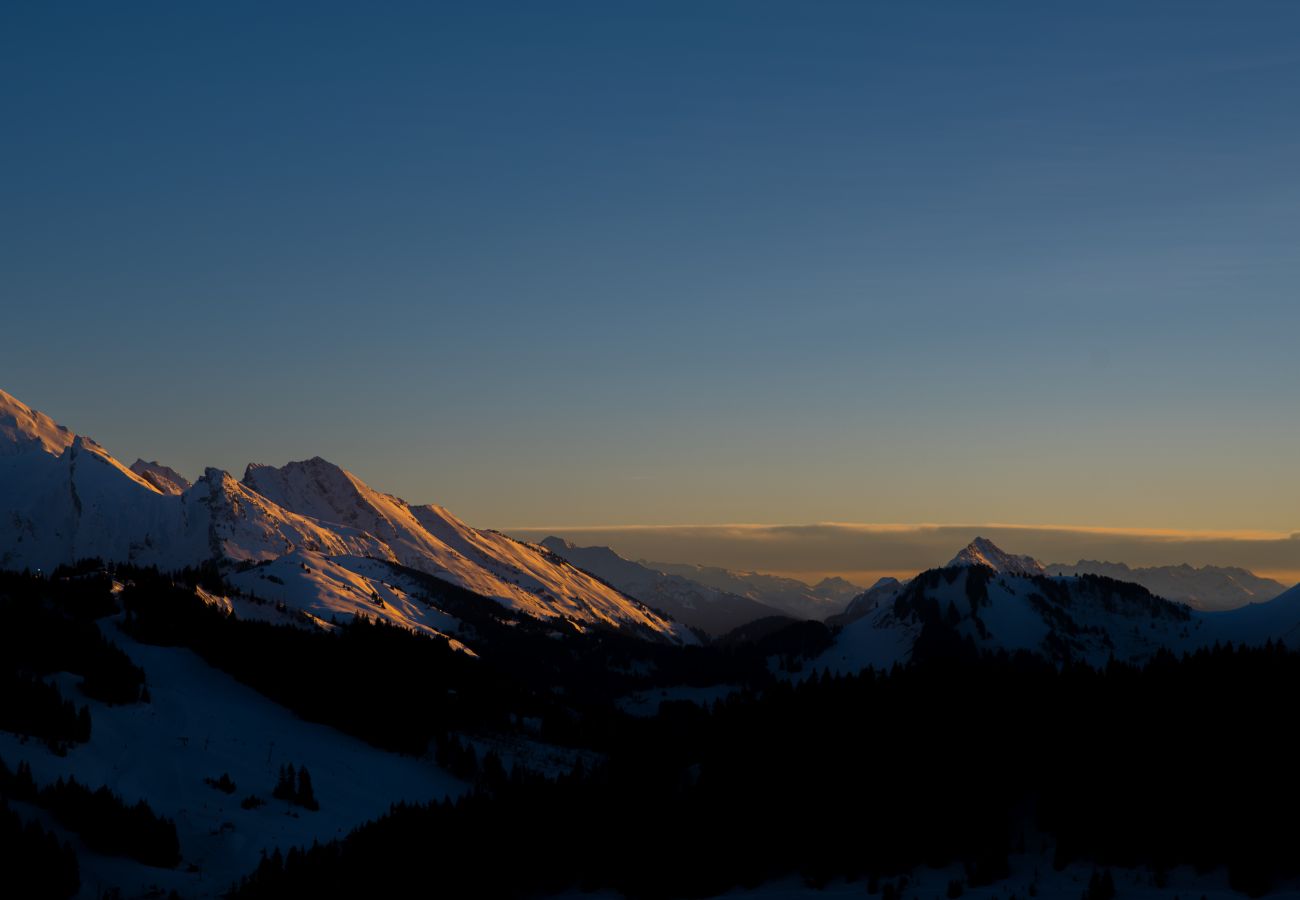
[763, 568, 1300, 589]
[509, 521, 1300, 591]
[511, 522, 1297, 542]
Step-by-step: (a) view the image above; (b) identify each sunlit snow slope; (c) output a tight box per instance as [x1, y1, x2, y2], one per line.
[243, 457, 689, 640]
[0, 388, 689, 643]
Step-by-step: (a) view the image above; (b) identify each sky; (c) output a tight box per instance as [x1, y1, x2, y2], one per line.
[3, 2, 1298, 576]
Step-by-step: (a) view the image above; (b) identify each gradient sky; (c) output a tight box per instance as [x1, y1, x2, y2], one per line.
[3, 3, 1299, 545]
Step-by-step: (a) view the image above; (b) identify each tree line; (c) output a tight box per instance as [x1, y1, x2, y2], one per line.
[234, 641, 1300, 899]
[0, 757, 181, 870]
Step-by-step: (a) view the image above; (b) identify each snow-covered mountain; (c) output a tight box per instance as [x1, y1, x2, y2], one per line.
[641, 559, 860, 621]
[1045, 559, 1287, 611]
[222, 550, 474, 652]
[825, 576, 905, 627]
[825, 535, 1049, 629]
[814, 537, 1300, 674]
[1, 389, 79, 456]
[538, 537, 782, 636]
[239, 457, 687, 639]
[0, 388, 690, 644]
[0, 427, 189, 572]
[948, 536, 1046, 576]
[130, 458, 192, 495]
[946, 538, 1285, 612]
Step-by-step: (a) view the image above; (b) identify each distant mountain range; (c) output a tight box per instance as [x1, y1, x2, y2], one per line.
[539, 537, 786, 636]
[0, 388, 692, 645]
[638, 559, 859, 621]
[816, 537, 1300, 673]
[828, 538, 1290, 627]
[1045, 559, 1286, 611]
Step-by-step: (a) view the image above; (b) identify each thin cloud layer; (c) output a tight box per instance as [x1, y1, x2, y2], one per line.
[510, 523, 1300, 587]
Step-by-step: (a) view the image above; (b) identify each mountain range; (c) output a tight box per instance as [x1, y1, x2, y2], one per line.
[1044, 559, 1287, 610]
[636, 559, 859, 620]
[539, 537, 785, 636]
[0, 388, 691, 645]
[816, 536, 1300, 674]
[2, 387, 1293, 654]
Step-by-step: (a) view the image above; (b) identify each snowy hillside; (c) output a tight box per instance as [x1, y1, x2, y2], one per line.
[539, 537, 782, 636]
[224, 551, 473, 653]
[1203, 582, 1300, 647]
[0, 609, 465, 898]
[0, 388, 690, 644]
[825, 576, 904, 627]
[1046, 559, 1287, 610]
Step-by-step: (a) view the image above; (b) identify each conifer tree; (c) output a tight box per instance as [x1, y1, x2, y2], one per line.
[296, 767, 318, 811]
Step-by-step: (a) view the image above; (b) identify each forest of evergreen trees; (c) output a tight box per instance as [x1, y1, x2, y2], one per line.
[0, 569, 146, 750]
[0, 758, 181, 869]
[0, 567, 178, 884]
[271, 763, 319, 811]
[233, 642, 1300, 899]
[0, 671, 91, 748]
[0, 792, 79, 900]
[0, 569, 146, 706]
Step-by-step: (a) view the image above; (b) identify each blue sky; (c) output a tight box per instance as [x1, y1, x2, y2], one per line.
[3, 2, 1298, 537]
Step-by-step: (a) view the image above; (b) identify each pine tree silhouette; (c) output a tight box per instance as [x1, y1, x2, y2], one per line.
[295, 767, 318, 811]
[273, 764, 296, 802]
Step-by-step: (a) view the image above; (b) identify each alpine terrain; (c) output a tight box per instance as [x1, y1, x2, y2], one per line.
[816, 537, 1300, 674]
[0, 388, 691, 645]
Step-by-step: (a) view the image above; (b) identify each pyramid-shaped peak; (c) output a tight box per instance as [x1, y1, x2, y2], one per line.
[948, 536, 1045, 576]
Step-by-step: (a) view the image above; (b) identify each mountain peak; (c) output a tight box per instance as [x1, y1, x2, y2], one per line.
[948, 536, 1045, 576]
[241, 457, 377, 528]
[244, 455, 356, 487]
[130, 459, 192, 495]
[812, 575, 860, 591]
[200, 467, 238, 489]
[0, 387, 76, 458]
